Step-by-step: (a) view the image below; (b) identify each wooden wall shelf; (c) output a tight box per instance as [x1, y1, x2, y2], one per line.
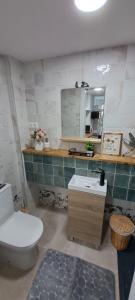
[23, 148, 135, 166]
[60, 137, 101, 144]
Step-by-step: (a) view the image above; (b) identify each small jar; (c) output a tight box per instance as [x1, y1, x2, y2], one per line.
[44, 138, 50, 151]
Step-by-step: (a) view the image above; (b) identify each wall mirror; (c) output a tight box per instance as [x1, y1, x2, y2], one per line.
[61, 87, 105, 141]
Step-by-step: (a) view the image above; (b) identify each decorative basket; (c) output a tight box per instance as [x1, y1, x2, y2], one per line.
[110, 214, 135, 251]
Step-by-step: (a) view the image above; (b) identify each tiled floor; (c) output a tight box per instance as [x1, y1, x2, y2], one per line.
[0, 208, 119, 300]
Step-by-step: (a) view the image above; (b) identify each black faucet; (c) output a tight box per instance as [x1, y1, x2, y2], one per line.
[92, 168, 105, 186]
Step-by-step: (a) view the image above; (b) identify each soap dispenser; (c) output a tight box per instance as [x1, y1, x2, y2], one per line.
[44, 137, 50, 151]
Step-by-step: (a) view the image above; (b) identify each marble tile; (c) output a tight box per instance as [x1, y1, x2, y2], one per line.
[123, 80, 135, 98]
[0, 57, 29, 208]
[23, 46, 135, 151]
[127, 45, 135, 62]
[2, 46, 135, 217]
[126, 62, 135, 79]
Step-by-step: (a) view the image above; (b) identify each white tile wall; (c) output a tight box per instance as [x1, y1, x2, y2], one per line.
[0, 57, 29, 209]
[0, 45, 135, 210]
[24, 45, 135, 153]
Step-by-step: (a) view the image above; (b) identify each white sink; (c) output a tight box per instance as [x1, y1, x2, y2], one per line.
[68, 175, 107, 197]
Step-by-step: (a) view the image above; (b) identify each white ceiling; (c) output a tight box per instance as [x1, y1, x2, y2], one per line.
[0, 0, 135, 61]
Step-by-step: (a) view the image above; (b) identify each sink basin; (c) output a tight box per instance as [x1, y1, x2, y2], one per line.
[68, 175, 107, 197]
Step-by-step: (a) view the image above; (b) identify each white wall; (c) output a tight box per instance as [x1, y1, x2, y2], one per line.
[0, 45, 135, 209]
[0, 56, 29, 208]
[23, 45, 135, 153]
[9, 57, 29, 149]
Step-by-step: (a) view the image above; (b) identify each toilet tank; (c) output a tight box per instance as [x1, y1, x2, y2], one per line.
[0, 184, 14, 225]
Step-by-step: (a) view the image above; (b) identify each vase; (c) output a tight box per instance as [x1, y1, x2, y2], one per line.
[86, 150, 94, 157]
[35, 141, 44, 151]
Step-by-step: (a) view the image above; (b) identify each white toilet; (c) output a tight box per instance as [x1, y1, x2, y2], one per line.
[0, 183, 43, 269]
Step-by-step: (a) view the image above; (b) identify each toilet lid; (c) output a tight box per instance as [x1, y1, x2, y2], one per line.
[0, 211, 43, 248]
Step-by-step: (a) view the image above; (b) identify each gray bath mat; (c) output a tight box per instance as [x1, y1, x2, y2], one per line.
[27, 249, 115, 300]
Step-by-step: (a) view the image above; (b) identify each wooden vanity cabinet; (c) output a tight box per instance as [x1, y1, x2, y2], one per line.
[68, 190, 105, 249]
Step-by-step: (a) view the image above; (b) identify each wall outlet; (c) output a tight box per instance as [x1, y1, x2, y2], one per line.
[29, 122, 39, 130]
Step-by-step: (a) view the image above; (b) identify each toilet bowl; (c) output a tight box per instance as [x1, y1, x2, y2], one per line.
[0, 183, 43, 269]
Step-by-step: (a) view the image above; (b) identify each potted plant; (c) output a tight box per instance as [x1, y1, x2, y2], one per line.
[31, 128, 46, 151]
[85, 142, 94, 157]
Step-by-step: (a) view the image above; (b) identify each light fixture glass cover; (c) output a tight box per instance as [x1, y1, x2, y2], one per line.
[75, 0, 108, 12]
[94, 87, 104, 92]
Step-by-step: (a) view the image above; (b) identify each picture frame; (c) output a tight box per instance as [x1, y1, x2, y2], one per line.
[102, 132, 123, 156]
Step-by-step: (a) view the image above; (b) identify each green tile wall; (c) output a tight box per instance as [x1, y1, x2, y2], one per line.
[23, 153, 135, 202]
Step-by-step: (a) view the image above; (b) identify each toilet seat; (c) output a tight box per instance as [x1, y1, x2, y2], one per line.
[0, 211, 43, 249]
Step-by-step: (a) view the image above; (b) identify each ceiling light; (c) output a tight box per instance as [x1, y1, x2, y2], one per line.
[96, 64, 111, 74]
[94, 88, 104, 92]
[74, 0, 108, 12]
